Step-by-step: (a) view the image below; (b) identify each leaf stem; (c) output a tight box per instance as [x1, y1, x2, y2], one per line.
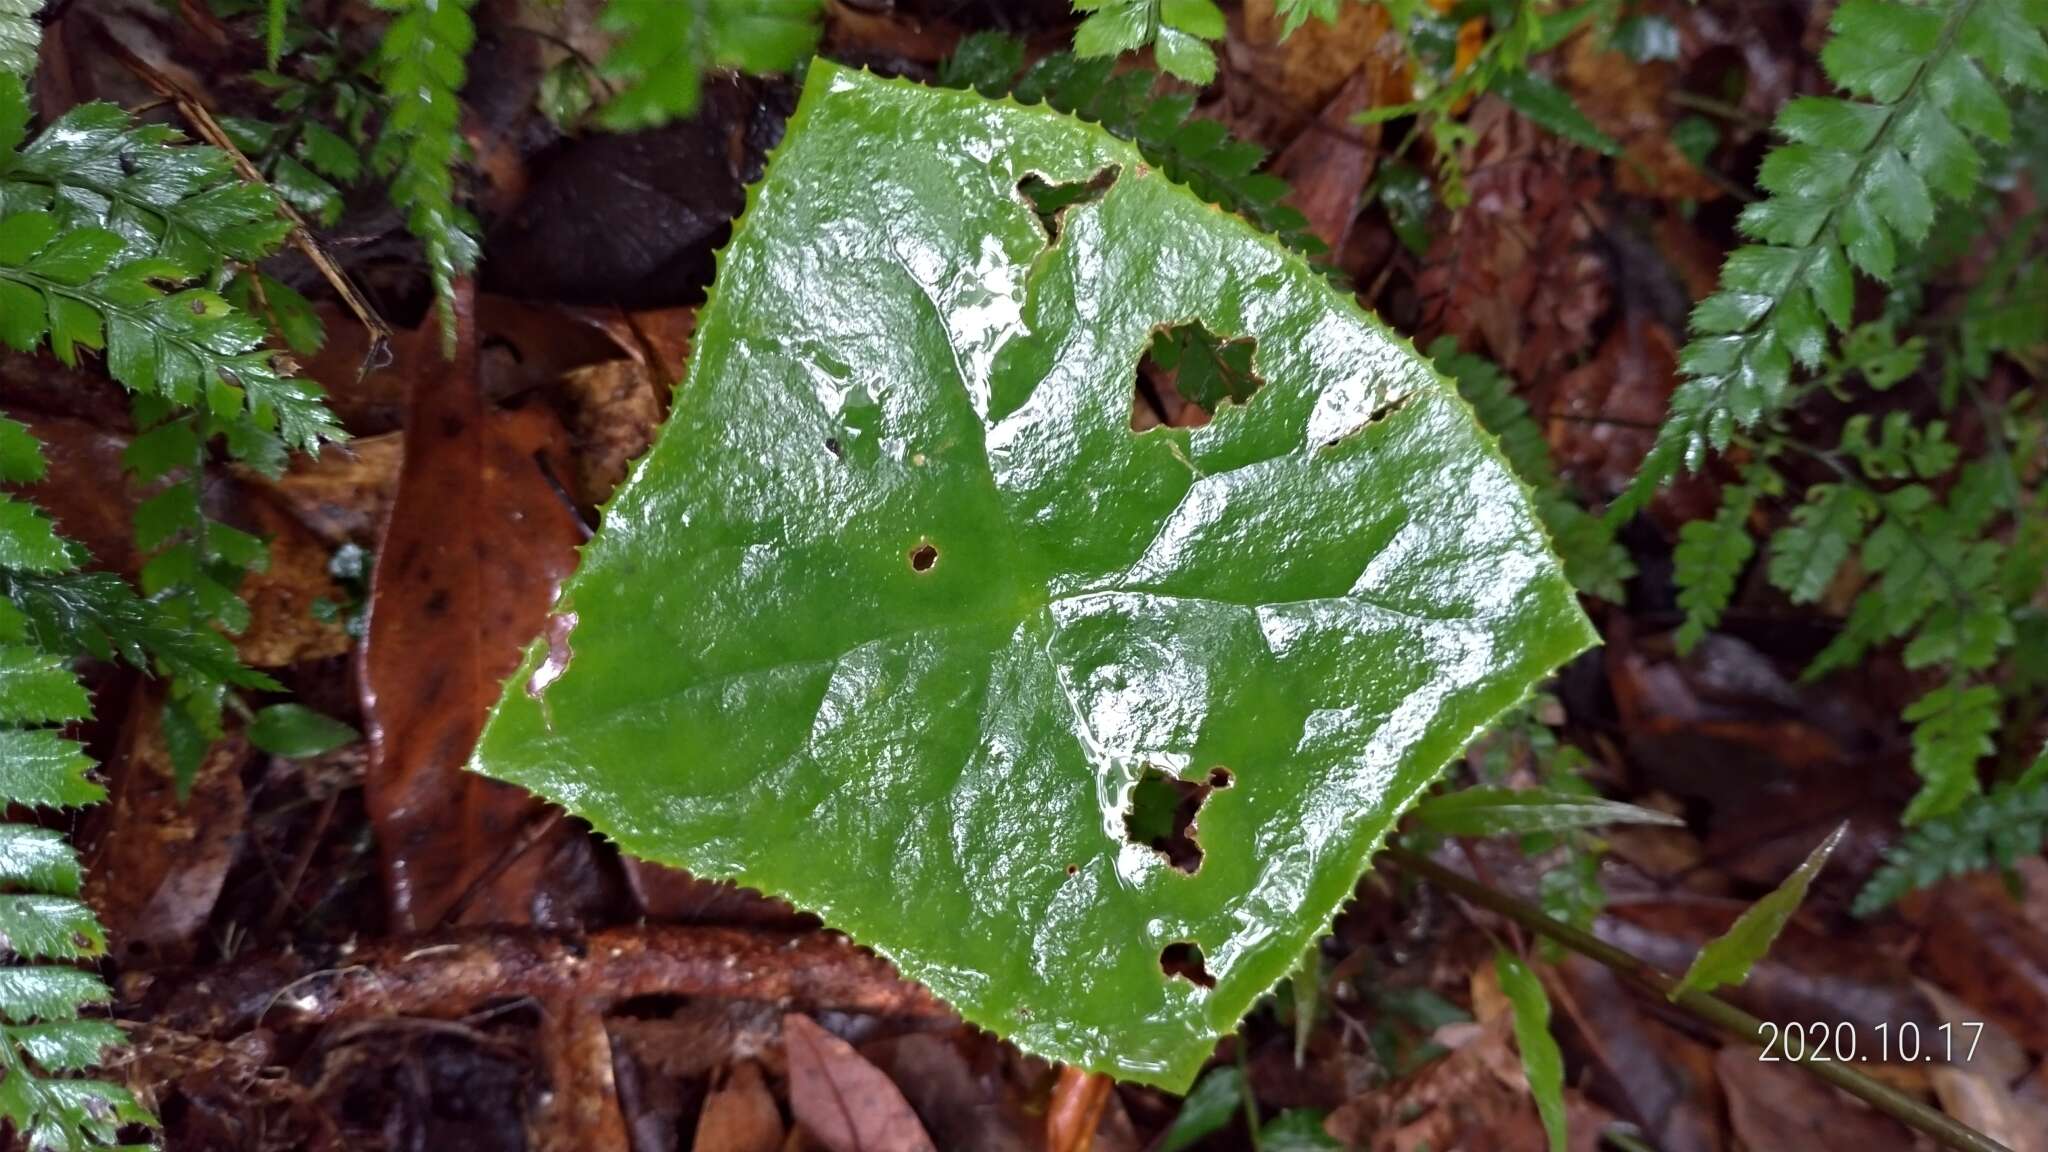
[1381, 844, 2012, 1152]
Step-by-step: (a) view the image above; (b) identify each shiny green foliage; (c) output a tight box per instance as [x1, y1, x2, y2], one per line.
[941, 34, 1321, 254]
[372, 0, 478, 342]
[1855, 747, 2048, 914]
[1073, 0, 1225, 84]
[1665, 258, 2043, 828]
[1273, 0, 1346, 38]
[0, 434, 153, 1151]
[0, 213, 335, 456]
[0, 75, 334, 457]
[1673, 824, 1844, 1000]
[1158, 1065, 1244, 1151]
[1672, 464, 1767, 652]
[476, 64, 1594, 1088]
[246, 702, 357, 758]
[0, 0, 37, 78]
[1413, 787, 1680, 837]
[1624, 0, 2048, 506]
[1491, 71, 1621, 158]
[1496, 951, 1566, 1152]
[594, 0, 822, 130]
[219, 48, 376, 237]
[1450, 700, 1613, 932]
[1430, 340, 1632, 602]
[0, 82, 287, 279]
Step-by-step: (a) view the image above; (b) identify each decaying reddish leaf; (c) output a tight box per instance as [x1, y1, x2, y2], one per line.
[233, 485, 351, 667]
[694, 1061, 786, 1152]
[783, 1014, 937, 1152]
[1715, 1046, 1913, 1150]
[1419, 100, 1607, 385]
[1560, 34, 1721, 203]
[87, 684, 250, 963]
[1918, 874, 2048, 1053]
[359, 283, 588, 931]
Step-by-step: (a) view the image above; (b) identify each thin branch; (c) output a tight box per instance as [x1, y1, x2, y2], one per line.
[103, 34, 394, 361]
[1382, 844, 2011, 1152]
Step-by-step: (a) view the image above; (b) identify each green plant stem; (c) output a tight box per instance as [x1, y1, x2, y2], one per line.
[1382, 844, 2011, 1152]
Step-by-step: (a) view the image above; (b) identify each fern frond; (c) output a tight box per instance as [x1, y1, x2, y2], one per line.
[1901, 679, 2000, 821]
[0, 213, 339, 455]
[1854, 751, 2048, 914]
[0, 570, 264, 690]
[1430, 339, 1634, 601]
[1619, 0, 2048, 512]
[943, 36, 1319, 254]
[372, 0, 479, 345]
[0, 442, 151, 1149]
[1073, 0, 1226, 84]
[595, 0, 822, 130]
[1673, 467, 1768, 651]
[0, 76, 288, 279]
[1765, 482, 1877, 603]
[0, 0, 37, 79]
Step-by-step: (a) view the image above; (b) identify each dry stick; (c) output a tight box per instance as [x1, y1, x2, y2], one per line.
[1382, 845, 2010, 1152]
[104, 37, 395, 361]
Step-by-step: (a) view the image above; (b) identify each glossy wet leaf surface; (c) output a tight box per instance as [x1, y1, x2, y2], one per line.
[474, 62, 1594, 1089]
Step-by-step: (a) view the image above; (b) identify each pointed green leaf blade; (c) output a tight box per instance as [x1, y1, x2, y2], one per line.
[246, 703, 357, 759]
[1673, 823, 1846, 1000]
[1496, 950, 1567, 1152]
[1414, 787, 1682, 838]
[473, 64, 1596, 1089]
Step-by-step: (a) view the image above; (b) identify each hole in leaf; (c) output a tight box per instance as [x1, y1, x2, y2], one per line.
[1123, 765, 1212, 874]
[824, 437, 842, 459]
[1017, 165, 1119, 243]
[1134, 322, 1263, 430]
[1160, 942, 1214, 988]
[909, 541, 939, 572]
[1065, 863, 1078, 876]
[1207, 766, 1233, 790]
[1318, 390, 1414, 450]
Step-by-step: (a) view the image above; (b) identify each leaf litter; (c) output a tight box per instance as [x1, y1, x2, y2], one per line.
[2, 1, 2037, 1149]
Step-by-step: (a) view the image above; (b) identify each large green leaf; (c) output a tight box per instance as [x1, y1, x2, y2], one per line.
[473, 62, 1594, 1089]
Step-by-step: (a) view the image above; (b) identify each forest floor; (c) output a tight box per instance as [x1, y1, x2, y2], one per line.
[9, 0, 2048, 1150]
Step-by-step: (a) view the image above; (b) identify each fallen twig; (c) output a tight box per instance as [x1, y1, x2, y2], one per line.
[130, 925, 950, 1039]
[101, 32, 395, 363]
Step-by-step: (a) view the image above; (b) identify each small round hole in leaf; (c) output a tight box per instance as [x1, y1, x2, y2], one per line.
[1159, 942, 1214, 988]
[910, 541, 939, 572]
[1207, 766, 1233, 789]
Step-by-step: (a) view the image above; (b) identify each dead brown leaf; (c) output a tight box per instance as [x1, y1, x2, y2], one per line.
[1419, 99, 1608, 384]
[532, 999, 629, 1152]
[1561, 34, 1721, 203]
[1918, 874, 2048, 1053]
[262, 433, 405, 549]
[1271, 70, 1381, 253]
[1716, 1046, 1914, 1150]
[1545, 320, 1680, 501]
[1228, 0, 1405, 146]
[560, 360, 665, 505]
[87, 684, 249, 963]
[359, 283, 589, 932]
[783, 1013, 937, 1152]
[697, 1062, 789, 1152]
[234, 485, 350, 667]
